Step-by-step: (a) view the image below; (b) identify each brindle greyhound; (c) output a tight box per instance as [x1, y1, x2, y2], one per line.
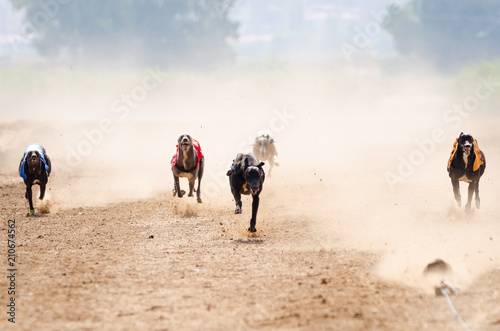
[19, 144, 51, 215]
[171, 134, 204, 203]
[448, 132, 486, 210]
[227, 153, 265, 232]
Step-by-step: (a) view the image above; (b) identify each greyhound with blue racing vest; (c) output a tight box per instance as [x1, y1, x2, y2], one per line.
[19, 144, 51, 215]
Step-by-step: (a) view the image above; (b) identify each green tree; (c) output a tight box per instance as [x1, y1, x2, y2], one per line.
[10, 0, 239, 68]
[385, 0, 500, 72]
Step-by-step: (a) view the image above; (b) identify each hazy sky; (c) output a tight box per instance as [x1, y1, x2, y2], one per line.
[0, 0, 408, 63]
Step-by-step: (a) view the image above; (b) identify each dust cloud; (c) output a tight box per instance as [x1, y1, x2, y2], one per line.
[2, 63, 500, 294]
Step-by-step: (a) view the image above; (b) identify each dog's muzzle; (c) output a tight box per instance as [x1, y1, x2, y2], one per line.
[251, 186, 260, 195]
[463, 142, 472, 155]
[180, 142, 190, 151]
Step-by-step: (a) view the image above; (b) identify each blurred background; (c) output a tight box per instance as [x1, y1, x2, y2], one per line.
[1, 0, 500, 71]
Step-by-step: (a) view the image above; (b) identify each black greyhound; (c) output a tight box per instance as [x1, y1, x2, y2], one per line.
[227, 153, 265, 232]
[171, 134, 204, 203]
[19, 144, 51, 215]
[447, 132, 486, 210]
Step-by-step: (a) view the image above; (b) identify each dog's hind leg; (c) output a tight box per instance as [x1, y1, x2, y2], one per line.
[269, 144, 279, 166]
[268, 159, 274, 178]
[474, 181, 480, 209]
[249, 195, 260, 232]
[46, 155, 52, 176]
[465, 182, 474, 210]
[451, 178, 461, 207]
[196, 159, 204, 203]
[172, 178, 177, 196]
[26, 184, 35, 215]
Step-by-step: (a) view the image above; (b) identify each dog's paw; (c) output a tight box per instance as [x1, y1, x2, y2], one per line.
[248, 227, 256, 232]
[235, 207, 242, 214]
[39, 197, 43, 201]
[197, 197, 202, 203]
[29, 209, 35, 215]
[172, 189, 177, 197]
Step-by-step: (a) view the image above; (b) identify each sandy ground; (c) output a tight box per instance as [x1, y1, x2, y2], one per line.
[1, 67, 500, 330]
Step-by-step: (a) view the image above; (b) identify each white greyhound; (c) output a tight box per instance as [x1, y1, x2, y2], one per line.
[252, 131, 279, 177]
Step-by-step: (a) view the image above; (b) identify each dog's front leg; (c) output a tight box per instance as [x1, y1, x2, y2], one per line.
[26, 184, 35, 215]
[451, 177, 461, 207]
[249, 195, 259, 232]
[188, 178, 195, 197]
[465, 182, 475, 210]
[474, 180, 480, 209]
[232, 189, 242, 214]
[173, 175, 184, 198]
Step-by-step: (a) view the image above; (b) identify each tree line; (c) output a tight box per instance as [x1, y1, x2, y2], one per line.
[385, 0, 500, 72]
[10, 0, 239, 68]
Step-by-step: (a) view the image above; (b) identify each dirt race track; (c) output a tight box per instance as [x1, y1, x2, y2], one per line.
[1, 69, 500, 330]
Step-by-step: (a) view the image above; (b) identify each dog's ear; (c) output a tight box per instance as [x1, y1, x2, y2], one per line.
[257, 162, 265, 168]
[244, 157, 249, 168]
[269, 137, 275, 144]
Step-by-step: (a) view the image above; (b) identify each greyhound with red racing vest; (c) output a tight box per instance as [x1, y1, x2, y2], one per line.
[171, 134, 204, 203]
